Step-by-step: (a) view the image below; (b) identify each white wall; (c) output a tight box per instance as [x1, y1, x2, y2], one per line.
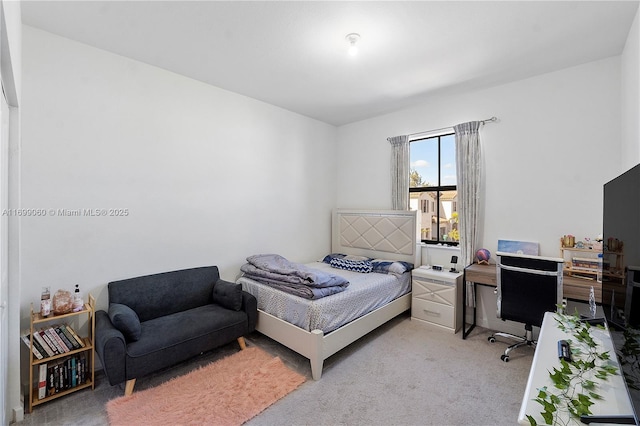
[20, 26, 337, 317]
[622, 8, 640, 170]
[337, 58, 622, 331]
[337, 58, 621, 259]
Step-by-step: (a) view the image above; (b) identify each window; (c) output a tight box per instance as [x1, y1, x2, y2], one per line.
[409, 132, 458, 245]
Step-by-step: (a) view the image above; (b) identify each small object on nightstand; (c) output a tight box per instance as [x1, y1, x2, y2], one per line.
[450, 255, 458, 273]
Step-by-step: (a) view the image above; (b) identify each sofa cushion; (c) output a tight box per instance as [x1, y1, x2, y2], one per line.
[108, 266, 219, 322]
[124, 304, 249, 378]
[109, 303, 142, 342]
[212, 279, 243, 311]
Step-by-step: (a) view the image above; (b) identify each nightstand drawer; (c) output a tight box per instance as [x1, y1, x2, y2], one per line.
[412, 278, 456, 307]
[411, 298, 455, 328]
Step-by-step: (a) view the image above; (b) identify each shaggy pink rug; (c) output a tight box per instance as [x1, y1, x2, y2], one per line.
[106, 347, 306, 425]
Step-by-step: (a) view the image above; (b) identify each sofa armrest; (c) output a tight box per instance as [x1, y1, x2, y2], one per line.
[241, 291, 257, 332]
[95, 310, 127, 386]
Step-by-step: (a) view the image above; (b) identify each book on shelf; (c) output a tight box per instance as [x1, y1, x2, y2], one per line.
[59, 324, 83, 349]
[54, 324, 78, 351]
[48, 326, 70, 353]
[40, 329, 61, 355]
[38, 364, 47, 400]
[32, 330, 55, 358]
[63, 324, 85, 348]
[20, 332, 44, 360]
[47, 364, 55, 396]
[45, 353, 89, 395]
[70, 356, 76, 388]
[30, 336, 48, 360]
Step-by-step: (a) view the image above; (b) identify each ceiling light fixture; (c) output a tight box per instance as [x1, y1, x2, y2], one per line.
[345, 33, 360, 56]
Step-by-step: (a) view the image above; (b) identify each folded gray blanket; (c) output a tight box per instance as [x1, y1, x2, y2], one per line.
[240, 254, 349, 299]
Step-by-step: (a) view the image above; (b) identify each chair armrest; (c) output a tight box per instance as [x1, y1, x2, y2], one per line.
[241, 291, 257, 332]
[95, 310, 127, 386]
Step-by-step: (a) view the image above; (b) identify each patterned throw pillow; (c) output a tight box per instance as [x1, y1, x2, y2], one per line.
[322, 253, 346, 264]
[371, 260, 414, 275]
[329, 257, 373, 273]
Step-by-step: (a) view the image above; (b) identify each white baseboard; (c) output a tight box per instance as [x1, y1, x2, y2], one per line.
[12, 405, 23, 424]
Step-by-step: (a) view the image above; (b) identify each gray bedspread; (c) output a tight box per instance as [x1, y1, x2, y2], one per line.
[240, 254, 349, 299]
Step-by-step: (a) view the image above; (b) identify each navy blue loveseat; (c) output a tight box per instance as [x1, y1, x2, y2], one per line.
[95, 266, 257, 395]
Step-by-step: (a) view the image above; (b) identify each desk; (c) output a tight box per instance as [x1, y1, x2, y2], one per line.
[462, 263, 603, 339]
[518, 312, 635, 425]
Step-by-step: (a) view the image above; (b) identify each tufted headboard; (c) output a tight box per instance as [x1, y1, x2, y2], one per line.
[331, 209, 418, 265]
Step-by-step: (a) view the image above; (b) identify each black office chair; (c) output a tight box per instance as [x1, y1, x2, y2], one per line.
[488, 252, 564, 362]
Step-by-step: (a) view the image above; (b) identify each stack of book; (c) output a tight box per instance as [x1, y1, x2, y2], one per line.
[21, 324, 85, 360]
[41, 353, 89, 398]
[571, 256, 604, 271]
[21, 324, 89, 400]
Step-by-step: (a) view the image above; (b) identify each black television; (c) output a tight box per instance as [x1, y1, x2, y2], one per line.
[601, 163, 640, 424]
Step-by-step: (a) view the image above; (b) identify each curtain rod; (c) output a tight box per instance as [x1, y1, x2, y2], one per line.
[392, 116, 498, 141]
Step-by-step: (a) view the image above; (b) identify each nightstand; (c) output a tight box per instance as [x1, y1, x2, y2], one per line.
[411, 267, 463, 333]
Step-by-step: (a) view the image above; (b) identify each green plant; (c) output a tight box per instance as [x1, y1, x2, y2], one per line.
[526, 312, 619, 426]
[618, 327, 640, 391]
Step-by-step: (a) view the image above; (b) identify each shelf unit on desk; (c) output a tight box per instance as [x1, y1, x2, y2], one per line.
[27, 295, 95, 413]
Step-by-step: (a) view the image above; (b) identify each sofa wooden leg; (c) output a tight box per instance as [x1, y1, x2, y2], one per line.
[124, 379, 136, 396]
[237, 336, 246, 350]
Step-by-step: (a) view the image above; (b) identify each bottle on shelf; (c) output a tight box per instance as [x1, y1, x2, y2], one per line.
[72, 285, 83, 312]
[40, 287, 51, 317]
[597, 253, 603, 283]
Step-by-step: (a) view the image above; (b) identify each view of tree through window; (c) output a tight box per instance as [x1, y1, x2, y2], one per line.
[409, 133, 458, 245]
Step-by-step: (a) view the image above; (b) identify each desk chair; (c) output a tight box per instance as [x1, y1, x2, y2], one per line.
[488, 252, 564, 362]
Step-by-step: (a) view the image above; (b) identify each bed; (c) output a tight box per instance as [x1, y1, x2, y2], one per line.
[237, 209, 418, 379]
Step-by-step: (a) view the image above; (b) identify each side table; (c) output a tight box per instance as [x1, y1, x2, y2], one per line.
[411, 267, 463, 333]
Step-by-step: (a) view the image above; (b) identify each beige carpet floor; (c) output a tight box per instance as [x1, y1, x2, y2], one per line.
[18, 312, 533, 426]
[247, 312, 532, 426]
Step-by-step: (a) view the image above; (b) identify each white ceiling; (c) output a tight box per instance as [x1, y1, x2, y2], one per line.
[21, 1, 639, 126]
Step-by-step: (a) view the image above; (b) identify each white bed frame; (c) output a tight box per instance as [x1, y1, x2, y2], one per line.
[254, 209, 418, 380]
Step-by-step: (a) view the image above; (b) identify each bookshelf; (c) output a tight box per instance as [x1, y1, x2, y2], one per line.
[26, 294, 95, 413]
[560, 245, 624, 281]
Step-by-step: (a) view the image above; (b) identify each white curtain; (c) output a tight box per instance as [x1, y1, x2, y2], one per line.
[389, 135, 410, 210]
[454, 121, 482, 307]
[454, 121, 482, 268]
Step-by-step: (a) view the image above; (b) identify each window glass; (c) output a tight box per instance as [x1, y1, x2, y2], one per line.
[409, 133, 458, 245]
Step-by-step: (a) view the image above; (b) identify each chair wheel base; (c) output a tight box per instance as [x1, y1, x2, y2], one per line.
[501, 354, 510, 362]
[488, 336, 496, 343]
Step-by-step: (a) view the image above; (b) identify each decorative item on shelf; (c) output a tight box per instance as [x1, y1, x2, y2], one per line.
[560, 234, 575, 248]
[52, 289, 73, 315]
[607, 237, 623, 252]
[593, 234, 603, 251]
[72, 285, 83, 312]
[475, 248, 490, 265]
[498, 239, 539, 255]
[40, 287, 51, 317]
